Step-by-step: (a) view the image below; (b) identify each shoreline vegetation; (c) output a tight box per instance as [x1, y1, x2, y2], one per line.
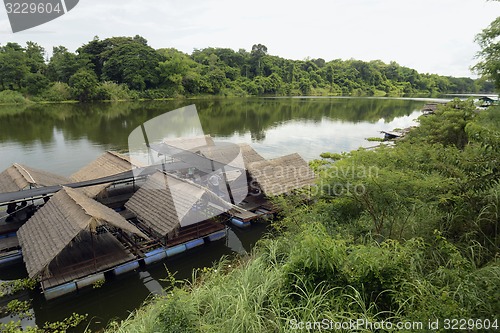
[88, 100, 498, 333]
[0, 36, 496, 105]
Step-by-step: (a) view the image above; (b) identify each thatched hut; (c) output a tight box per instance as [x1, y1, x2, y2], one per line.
[422, 103, 439, 115]
[196, 143, 265, 168]
[0, 163, 70, 193]
[125, 172, 232, 241]
[195, 143, 265, 202]
[247, 153, 315, 196]
[70, 151, 136, 198]
[18, 187, 146, 285]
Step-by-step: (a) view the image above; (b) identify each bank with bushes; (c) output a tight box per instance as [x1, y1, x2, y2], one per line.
[0, 37, 495, 104]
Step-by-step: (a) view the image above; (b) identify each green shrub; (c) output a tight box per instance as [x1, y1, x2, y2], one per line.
[157, 292, 196, 333]
[96, 82, 138, 101]
[40, 82, 72, 102]
[139, 88, 175, 99]
[0, 90, 26, 104]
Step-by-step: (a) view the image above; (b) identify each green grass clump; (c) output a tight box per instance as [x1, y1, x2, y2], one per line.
[0, 90, 27, 104]
[366, 137, 384, 142]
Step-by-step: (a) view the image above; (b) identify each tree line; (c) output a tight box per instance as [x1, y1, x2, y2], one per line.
[0, 35, 495, 102]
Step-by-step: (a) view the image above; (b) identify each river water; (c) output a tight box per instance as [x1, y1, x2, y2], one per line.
[0, 97, 433, 330]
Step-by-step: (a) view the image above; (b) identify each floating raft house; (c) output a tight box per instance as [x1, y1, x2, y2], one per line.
[0, 164, 70, 263]
[70, 151, 138, 198]
[421, 103, 439, 115]
[195, 143, 265, 167]
[196, 142, 266, 200]
[247, 153, 316, 197]
[0, 163, 70, 193]
[125, 172, 231, 245]
[1, 135, 317, 299]
[17, 187, 147, 294]
[380, 131, 402, 140]
[162, 134, 215, 151]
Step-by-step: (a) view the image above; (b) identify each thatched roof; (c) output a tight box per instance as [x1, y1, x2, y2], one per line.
[125, 172, 231, 238]
[0, 163, 70, 193]
[196, 143, 265, 168]
[18, 187, 147, 278]
[247, 153, 316, 196]
[70, 151, 135, 198]
[422, 103, 439, 112]
[162, 135, 215, 151]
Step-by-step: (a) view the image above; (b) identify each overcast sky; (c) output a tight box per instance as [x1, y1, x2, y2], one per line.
[0, 0, 498, 77]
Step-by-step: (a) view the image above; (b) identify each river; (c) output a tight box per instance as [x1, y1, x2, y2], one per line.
[0, 97, 433, 330]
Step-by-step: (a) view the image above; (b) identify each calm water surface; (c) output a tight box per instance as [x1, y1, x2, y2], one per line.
[0, 97, 434, 330]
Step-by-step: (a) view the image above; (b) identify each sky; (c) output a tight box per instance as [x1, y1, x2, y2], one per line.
[0, 0, 498, 78]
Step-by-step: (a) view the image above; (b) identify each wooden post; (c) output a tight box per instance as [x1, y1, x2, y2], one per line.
[221, 166, 235, 205]
[91, 231, 97, 272]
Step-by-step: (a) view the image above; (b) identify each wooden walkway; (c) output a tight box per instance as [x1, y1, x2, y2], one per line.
[0, 236, 19, 252]
[230, 194, 276, 221]
[167, 220, 225, 247]
[0, 221, 23, 235]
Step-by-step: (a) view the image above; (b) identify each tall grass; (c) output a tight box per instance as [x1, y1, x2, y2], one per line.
[107, 223, 500, 333]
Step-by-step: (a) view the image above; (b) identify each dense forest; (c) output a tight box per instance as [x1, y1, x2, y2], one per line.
[0, 36, 495, 103]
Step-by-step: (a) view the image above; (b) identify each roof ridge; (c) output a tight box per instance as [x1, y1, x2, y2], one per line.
[61, 187, 96, 229]
[13, 163, 37, 184]
[106, 150, 130, 162]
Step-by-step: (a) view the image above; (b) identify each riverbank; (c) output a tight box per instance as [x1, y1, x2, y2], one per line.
[0, 89, 457, 107]
[92, 100, 499, 332]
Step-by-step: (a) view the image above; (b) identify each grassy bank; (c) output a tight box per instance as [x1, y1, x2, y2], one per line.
[102, 100, 499, 333]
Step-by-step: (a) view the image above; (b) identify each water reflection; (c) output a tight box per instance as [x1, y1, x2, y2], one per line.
[0, 97, 427, 174]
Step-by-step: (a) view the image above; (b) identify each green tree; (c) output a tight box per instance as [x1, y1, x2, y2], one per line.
[0, 43, 29, 90]
[77, 36, 108, 79]
[157, 48, 201, 95]
[101, 41, 161, 90]
[47, 46, 90, 83]
[250, 44, 268, 77]
[24, 41, 46, 74]
[207, 68, 227, 94]
[69, 69, 98, 101]
[473, 16, 500, 90]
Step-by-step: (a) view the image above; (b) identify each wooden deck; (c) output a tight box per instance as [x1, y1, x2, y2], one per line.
[167, 220, 225, 247]
[41, 232, 135, 289]
[0, 221, 23, 235]
[230, 194, 276, 221]
[229, 207, 257, 221]
[98, 187, 136, 210]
